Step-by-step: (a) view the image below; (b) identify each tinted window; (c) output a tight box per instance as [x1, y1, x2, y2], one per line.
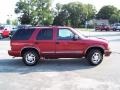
[36, 28, 53, 40]
[12, 28, 34, 40]
[57, 28, 74, 40]
[0, 26, 4, 30]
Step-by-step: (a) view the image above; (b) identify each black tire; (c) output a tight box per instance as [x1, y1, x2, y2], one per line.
[22, 50, 40, 66]
[86, 49, 103, 66]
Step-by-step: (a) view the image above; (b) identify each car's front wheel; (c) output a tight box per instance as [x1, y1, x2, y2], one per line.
[22, 51, 40, 66]
[86, 49, 103, 66]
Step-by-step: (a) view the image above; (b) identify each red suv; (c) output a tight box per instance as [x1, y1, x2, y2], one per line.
[95, 25, 111, 31]
[8, 26, 111, 66]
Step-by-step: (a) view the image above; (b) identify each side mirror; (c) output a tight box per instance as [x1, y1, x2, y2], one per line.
[73, 34, 79, 40]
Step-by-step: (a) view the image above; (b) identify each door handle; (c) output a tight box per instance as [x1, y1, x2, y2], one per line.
[56, 42, 60, 44]
[34, 42, 39, 44]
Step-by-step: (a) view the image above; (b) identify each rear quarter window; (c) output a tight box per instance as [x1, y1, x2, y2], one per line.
[11, 28, 35, 40]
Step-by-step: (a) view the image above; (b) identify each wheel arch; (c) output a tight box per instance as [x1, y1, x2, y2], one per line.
[85, 46, 104, 57]
[21, 47, 40, 57]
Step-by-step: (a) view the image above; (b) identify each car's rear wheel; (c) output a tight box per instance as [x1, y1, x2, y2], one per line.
[22, 51, 40, 66]
[86, 49, 103, 66]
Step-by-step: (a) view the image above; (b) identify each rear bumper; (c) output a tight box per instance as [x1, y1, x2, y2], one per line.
[104, 50, 112, 56]
[8, 50, 21, 57]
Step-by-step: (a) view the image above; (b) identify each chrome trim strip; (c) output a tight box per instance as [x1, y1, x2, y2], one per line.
[42, 51, 82, 54]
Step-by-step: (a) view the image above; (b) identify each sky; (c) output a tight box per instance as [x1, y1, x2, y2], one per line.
[0, 0, 120, 23]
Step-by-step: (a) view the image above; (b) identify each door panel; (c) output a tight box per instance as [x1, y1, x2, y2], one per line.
[35, 28, 56, 57]
[56, 40, 85, 58]
[55, 28, 85, 58]
[36, 41, 56, 57]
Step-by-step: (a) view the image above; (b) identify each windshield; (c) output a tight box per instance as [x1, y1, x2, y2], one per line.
[70, 28, 86, 38]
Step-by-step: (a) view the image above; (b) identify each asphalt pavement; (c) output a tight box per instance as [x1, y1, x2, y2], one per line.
[0, 31, 120, 90]
[79, 30, 120, 42]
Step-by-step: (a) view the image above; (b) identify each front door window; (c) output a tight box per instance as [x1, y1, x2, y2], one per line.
[57, 28, 74, 40]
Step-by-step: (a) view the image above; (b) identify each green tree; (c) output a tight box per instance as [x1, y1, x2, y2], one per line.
[53, 3, 62, 16]
[15, 0, 32, 24]
[53, 10, 69, 26]
[83, 4, 96, 21]
[15, 0, 53, 25]
[63, 2, 84, 27]
[109, 10, 120, 24]
[96, 5, 117, 20]
[53, 2, 96, 28]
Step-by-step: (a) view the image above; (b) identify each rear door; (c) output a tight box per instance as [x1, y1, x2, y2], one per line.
[35, 28, 56, 57]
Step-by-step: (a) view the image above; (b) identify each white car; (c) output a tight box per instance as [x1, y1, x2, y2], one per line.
[113, 23, 120, 31]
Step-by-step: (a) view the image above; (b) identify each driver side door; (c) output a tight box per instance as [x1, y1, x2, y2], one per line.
[55, 28, 84, 58]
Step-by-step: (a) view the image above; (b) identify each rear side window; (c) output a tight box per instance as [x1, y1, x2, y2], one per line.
[0, 26, 4, 30]
[12, 28, 34, 40]
[36, 28, 53, 40]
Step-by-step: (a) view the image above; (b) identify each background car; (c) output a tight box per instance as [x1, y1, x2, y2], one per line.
[0, 25, 10, 39]
[112, 23, 120, 31]
[95, 24, 111, 31]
